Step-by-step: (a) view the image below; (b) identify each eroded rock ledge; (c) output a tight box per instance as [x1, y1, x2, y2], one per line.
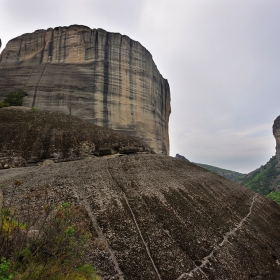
[0, 25, 171, 154]
[0, 107, 153, 168]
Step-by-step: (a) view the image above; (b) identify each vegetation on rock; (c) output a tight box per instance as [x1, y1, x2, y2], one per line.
[0, 181, 99, 280]
[0, 102, 9, 108]
[267, 191, 280, 205]
[236, 155, 280, 195]
[1, 89, 26, 107]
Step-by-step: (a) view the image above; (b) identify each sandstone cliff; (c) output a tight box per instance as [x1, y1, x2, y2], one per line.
[1, 155, 280, 279]
[273, 115, 280, 164]
[0, 25, 170, 154]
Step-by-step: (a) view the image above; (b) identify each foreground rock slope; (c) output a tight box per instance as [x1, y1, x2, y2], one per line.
[1, 154, 280, 279]
[0, 25, 170, 154]
[0, 107, 153, 168]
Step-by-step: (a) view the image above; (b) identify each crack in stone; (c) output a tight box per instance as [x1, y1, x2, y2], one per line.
[176, 194, 259, 280]
[106, 159, 162, 280]
[32, 63, 49, 107]
[79, 189, 124, 280]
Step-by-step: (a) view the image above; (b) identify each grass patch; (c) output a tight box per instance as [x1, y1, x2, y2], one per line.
[267, 192, 280, 205]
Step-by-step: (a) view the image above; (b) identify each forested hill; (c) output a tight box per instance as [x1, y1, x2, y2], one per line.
[193, 163, 245, 182]
[236, 155, 280, 195]
[175, 154, 244, 182]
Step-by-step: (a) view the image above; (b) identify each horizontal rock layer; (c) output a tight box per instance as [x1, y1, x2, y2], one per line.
[1, 155, 280, 279]
[0, 107, 154, 168]
[0, 25, 170, 154]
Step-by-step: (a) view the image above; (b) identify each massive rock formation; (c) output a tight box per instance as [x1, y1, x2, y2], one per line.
[1, 155, 280, 279]
[273, 116, 280, 164]
[0, 25, 170, 154]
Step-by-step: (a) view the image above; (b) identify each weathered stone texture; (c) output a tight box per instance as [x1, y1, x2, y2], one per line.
[1, 155, 280, 279]
[273, 115, 280, 164]
[0, 25, 170, 154]
[0, 107, 153, 168]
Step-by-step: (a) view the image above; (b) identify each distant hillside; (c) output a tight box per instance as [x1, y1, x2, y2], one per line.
[236, 155, 280, 195]
[175, 154, 244, 182]
[193, 163, 245, 182]
[176, 153, 280, 205]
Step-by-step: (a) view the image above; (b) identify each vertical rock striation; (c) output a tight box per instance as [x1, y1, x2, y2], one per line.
[273, 115, 280, 164]
[0, 25, 171, 154]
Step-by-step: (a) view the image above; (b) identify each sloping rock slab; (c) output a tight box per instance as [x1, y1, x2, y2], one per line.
[1, 154, 280, 279]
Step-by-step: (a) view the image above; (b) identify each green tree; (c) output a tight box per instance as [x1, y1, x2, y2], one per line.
[3, 89, 26, 106]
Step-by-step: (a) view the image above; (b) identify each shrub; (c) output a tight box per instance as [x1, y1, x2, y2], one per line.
[0, 102, 10, 108]
[0, 195, 100, 279]
[3, 89, 27, 106]
[0, 257, 13, 280]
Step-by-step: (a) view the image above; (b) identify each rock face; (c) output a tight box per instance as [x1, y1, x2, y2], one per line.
[0, 25, 170, 154]
[273, 116, 280, 164]
[1, 154, 280, 279]
[0, 107, 153, 168]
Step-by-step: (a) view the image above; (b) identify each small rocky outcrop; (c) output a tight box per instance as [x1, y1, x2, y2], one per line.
[0, 107, 153, 168]
[0, 25, 171, 155]
[1, 154, 280, 279]
[175, 153, 190, 162]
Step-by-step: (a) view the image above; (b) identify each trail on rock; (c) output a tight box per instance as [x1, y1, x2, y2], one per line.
[80, 190, 124, 280]
[177, 194, 259, 279]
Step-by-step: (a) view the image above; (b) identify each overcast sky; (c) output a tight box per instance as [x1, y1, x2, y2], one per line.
[1, 0, 280, 173]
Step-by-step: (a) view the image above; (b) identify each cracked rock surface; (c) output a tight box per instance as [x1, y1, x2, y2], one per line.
[1, 154, 280, 279]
